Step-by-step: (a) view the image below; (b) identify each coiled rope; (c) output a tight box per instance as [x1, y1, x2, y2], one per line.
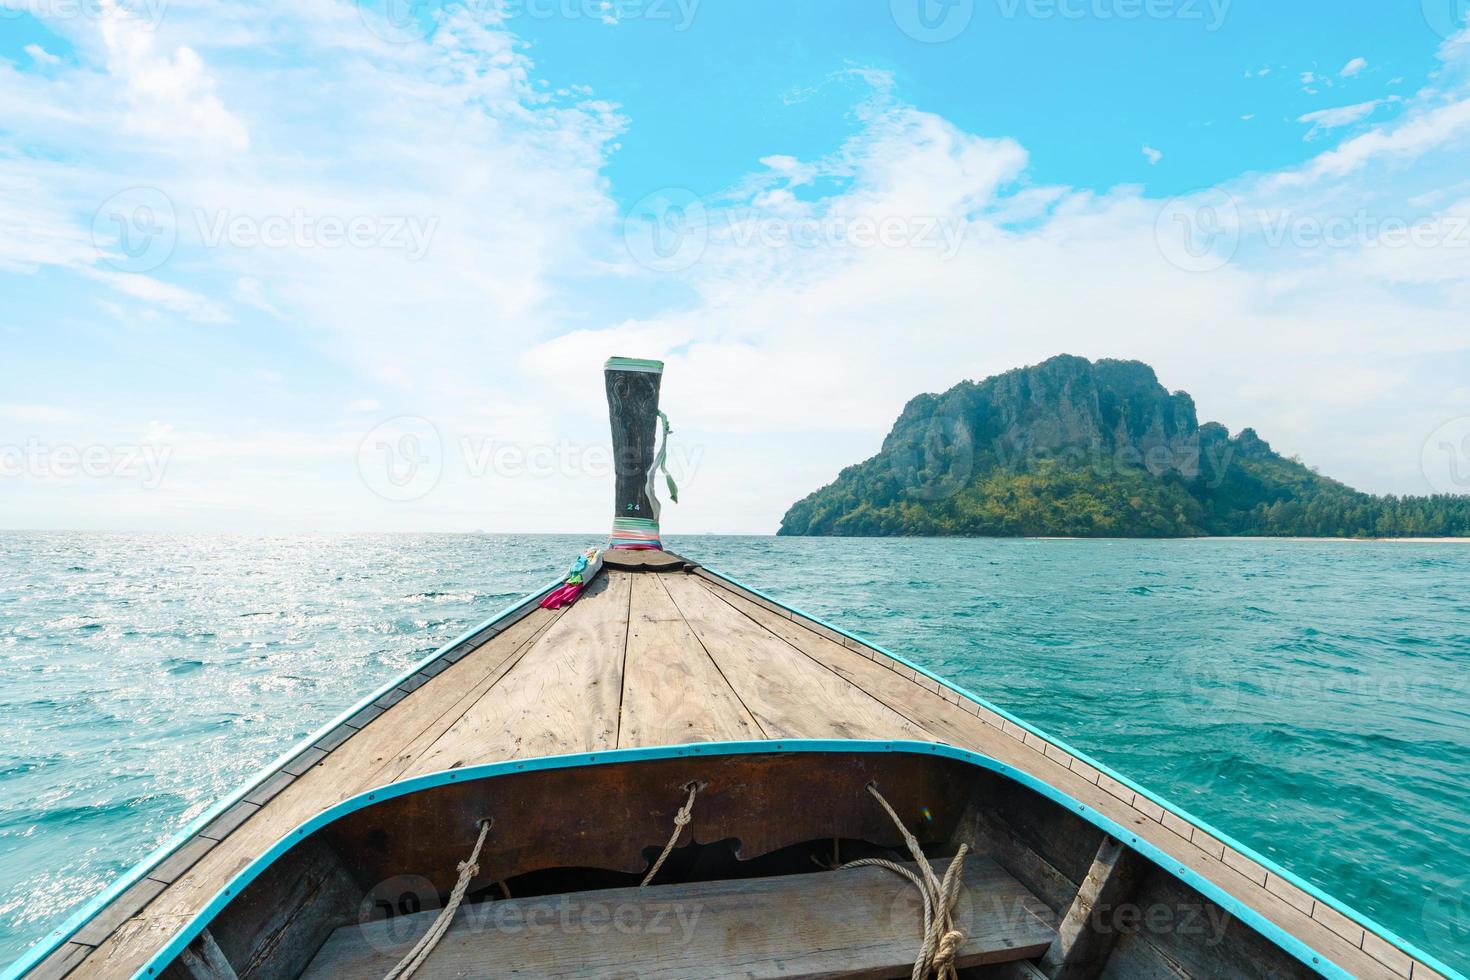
[383, 818, 492, 980]
[839, 783, 969, 980]
[641, 782, 699, 887]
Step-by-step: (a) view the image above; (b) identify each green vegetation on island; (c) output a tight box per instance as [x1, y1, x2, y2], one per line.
[778, 356, 1470, 538]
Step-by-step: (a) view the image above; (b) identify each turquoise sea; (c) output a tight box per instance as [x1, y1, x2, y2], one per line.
[0, 533, 1467, 973]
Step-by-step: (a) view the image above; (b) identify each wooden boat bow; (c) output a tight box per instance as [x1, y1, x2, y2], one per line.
[9, 360, 1463, 980]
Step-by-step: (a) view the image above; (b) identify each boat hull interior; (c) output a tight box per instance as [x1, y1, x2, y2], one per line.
[156, 748, 1320, 980]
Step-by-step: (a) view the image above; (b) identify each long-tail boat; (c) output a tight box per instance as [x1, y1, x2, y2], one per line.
[7, 357, 1463, 980]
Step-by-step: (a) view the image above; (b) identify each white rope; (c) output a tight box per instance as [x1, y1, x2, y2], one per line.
[840, 784, 969, 980]
[641, 783, 698, 887]
[383, 818, 492, 980]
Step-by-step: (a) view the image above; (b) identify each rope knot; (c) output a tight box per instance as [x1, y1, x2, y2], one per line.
[839, 785, 969, 980]
[383, 817, 493, 980]
[641, 782, 700, 887]
[932, 928, 964, 974]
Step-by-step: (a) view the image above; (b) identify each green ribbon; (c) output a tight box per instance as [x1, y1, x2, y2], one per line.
[655, 410, 678, 505]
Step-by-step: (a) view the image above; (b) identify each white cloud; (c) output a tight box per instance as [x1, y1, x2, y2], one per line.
[85, 269, 232, 323]
[24, 44, 61, 66]
[0, 403, 88, 424]
[1298, 99, 1385, 140]
[1341, 57, 1367, 77]
[96, 1, 250, 151]
[1142, 145, 1162, 165]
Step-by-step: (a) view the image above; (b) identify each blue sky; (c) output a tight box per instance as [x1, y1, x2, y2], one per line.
[3, 0, 1470, 532]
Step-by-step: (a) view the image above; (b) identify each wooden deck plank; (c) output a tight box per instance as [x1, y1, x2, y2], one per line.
[705, 582, 1020, 755]
[401, 572, 633, 777]
[617, 573, 763, 747]
[696, 574, 1409, 980]
[300, 857, 1054, 980]
[358, 609, 564, 787]
[66, 606, 561, 978]
[659, 574, 932, 742]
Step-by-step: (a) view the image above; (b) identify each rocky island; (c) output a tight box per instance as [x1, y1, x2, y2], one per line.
[778, 355, 1470, 538]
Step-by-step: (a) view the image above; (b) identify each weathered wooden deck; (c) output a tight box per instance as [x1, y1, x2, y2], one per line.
[37, 564, 1439, 979]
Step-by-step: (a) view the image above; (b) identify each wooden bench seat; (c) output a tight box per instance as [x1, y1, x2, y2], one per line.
[302, 856, 1057, 979]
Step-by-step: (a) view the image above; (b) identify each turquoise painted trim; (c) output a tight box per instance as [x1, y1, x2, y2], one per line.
[135, 740, 1368, 980]
[603, 356, 663, 373]
[0, 577, 564, 980]
[696, 563, 1469, 980]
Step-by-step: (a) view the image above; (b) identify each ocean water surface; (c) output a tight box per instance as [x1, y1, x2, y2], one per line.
[0, 533, 1466, 973]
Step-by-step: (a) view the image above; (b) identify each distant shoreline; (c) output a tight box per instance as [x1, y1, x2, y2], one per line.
[779, 533, 1470, 543]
